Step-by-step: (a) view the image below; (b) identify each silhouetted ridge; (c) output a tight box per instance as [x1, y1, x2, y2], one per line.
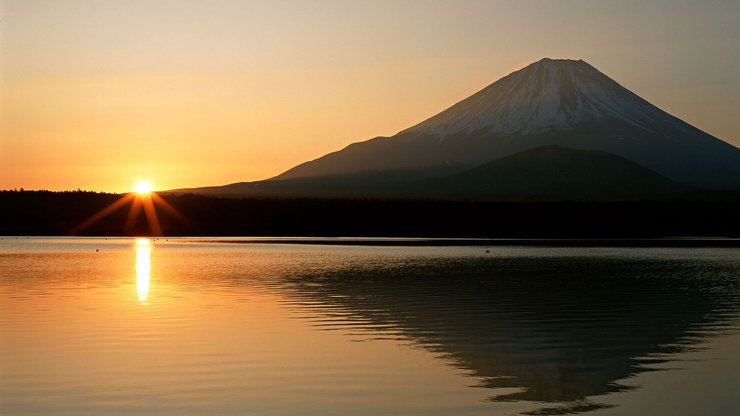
[417, 145, 689, 200]
[169, 146, 692, 201]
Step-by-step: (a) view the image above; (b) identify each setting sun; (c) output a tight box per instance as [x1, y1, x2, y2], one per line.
[134, 181, 154, 195]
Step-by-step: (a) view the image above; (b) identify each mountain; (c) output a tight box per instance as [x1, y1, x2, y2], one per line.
[169, 58, 740, 198]
[273, 58, 740, 189]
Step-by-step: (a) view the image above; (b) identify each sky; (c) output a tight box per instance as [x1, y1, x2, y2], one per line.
[2, 0, 739, 192]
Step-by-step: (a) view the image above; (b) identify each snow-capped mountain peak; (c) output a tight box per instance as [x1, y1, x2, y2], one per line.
[402, 58, 666, 137]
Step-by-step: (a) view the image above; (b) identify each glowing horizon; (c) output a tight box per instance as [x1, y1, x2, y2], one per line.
[2, 1, 738, 193]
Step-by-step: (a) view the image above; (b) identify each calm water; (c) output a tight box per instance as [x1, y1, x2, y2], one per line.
[1, 237, 739, 415]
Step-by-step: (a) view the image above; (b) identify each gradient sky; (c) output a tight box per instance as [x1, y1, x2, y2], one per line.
[2, 0, 739, 192]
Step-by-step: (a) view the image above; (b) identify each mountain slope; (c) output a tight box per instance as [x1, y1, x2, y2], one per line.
[169, 146, 692, 201]
[416, 145, 691, 200]
[273, 58, 740, 189]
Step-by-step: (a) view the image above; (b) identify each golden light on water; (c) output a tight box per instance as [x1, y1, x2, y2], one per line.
[135, 238, 151, 303]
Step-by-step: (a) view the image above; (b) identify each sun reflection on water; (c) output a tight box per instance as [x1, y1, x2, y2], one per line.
[135, 238, 151, 303]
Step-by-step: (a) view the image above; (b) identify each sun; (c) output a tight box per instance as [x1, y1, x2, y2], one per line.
[133, 180, 154, 195]
[72, 179, 189, 236]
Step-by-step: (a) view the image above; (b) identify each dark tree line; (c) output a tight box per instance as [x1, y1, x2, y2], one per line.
[1, 190, 739, 237]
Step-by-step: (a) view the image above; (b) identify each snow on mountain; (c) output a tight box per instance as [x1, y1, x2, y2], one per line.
[401, 58, 676, 138]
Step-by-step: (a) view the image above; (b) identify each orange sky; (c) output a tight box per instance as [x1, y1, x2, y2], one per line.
[2, 0, 739, 192]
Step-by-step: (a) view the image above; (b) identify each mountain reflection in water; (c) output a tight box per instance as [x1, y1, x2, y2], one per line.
[3, 240, 739, 415]
[278, 254, 740, 414]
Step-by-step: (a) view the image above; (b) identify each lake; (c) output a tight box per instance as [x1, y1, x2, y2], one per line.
[1, 237, 739, 415]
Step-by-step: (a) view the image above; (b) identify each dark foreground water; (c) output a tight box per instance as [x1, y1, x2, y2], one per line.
[1, 237, 739, 415]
